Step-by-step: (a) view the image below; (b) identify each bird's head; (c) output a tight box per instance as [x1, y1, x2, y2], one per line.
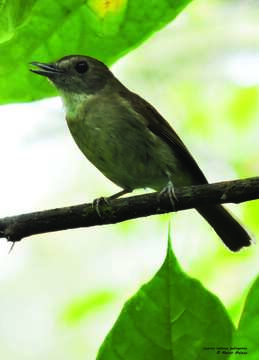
[30, 55, 112, 95]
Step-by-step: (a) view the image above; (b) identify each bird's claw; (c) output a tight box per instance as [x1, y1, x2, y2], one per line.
[158, 181, 177, 211]
[92, 196, 111, 218]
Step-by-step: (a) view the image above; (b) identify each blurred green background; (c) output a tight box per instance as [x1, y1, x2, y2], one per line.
[0, 0, 259, 359]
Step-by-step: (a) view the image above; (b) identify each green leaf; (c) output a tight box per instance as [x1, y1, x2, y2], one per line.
[0, 0, 193, 104]
[0, 0, 36, 43]
[97, 239, 234, 359]
[230, 276, 259, 359]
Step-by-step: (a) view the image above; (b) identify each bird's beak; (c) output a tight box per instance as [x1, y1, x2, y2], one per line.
[29, 62, 63, 77]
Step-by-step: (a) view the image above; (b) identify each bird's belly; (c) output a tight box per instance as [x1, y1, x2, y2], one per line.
[67, 115, 189, 191]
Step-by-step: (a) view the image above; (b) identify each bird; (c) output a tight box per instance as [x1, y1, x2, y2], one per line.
[30, 54, 252, 251]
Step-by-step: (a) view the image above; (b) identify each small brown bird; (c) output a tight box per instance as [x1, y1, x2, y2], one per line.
[30, 55, 251, 251]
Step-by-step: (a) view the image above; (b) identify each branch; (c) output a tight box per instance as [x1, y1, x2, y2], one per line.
[1, 176, 259, 242]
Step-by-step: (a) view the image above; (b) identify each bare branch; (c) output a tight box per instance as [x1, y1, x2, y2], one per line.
[0, 176, 258, 242]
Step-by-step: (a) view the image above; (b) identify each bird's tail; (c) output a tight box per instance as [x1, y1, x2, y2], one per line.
[197, 204, 252, 251]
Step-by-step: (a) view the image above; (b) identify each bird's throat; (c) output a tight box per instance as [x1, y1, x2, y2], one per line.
[60, 91, 93, 120]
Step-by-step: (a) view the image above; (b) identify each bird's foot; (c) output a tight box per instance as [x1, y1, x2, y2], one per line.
[92, 197, 111, 218]
[159, 181, 177, 211]
[92, 188, 132, 217]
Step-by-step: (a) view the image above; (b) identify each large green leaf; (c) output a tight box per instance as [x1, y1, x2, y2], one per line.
[97, 240, 234, 359]
[230, 276, 259, 360]
[0, 0, 36, 43]
[0, 0, 193, 104]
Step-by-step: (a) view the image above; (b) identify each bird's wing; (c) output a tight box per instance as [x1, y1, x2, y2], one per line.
[123, 89, 208, 184]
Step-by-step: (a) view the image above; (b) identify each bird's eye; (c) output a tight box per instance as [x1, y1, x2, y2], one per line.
[75, 61, 89, 74]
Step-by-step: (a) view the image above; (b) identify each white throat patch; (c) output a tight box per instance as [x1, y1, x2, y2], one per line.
[60, 91, 93, 120]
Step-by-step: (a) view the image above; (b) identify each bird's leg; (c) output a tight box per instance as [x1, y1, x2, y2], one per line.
[159, 180, 177, 211]
[108, 188, 132, 200]
[93, 188, 132, 217]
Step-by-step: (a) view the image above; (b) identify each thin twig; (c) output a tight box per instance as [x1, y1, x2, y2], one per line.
[0, 176, 258, 242]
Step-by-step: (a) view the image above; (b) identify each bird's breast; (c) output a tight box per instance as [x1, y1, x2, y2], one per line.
[65, 94, 187, 191]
